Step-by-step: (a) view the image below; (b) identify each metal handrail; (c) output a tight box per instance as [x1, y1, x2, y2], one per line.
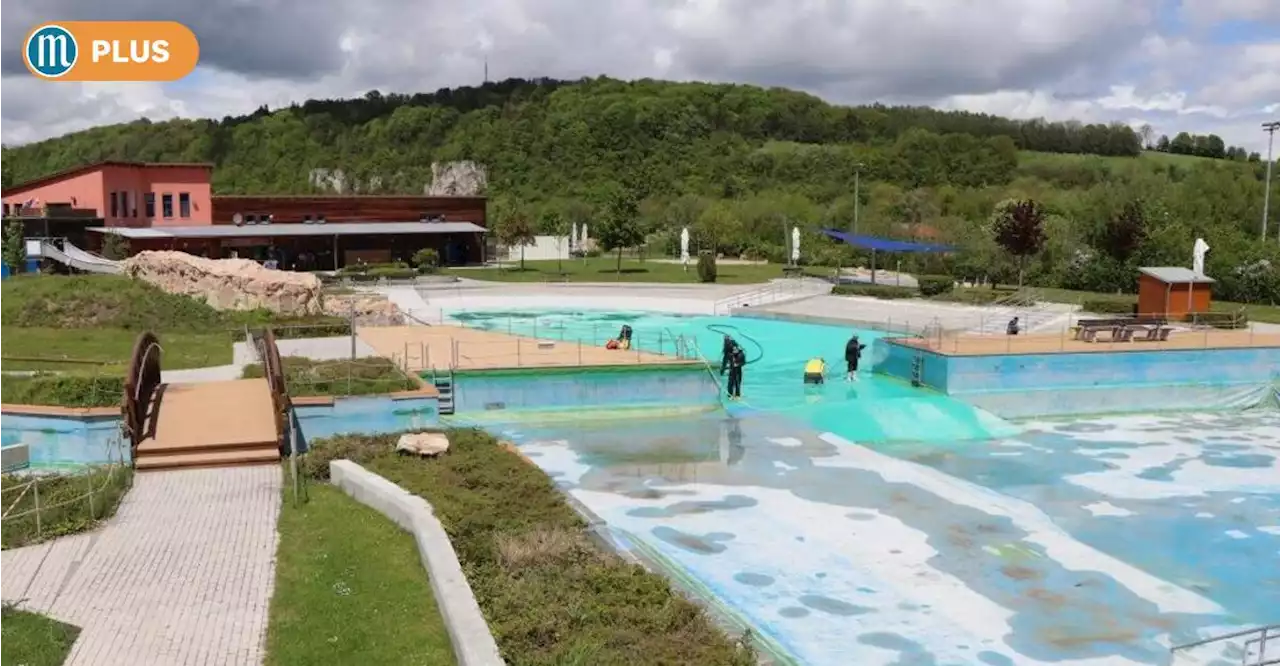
[1171, 623, 1278, 665]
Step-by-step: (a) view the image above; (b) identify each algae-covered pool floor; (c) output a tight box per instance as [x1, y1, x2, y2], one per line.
[450, 308, 1279, 665]
[497, 410, 1280, 666]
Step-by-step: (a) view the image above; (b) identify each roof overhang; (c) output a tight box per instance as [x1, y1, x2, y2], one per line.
[1138, 266, 1216, 284]
[88, 221, 488, 239]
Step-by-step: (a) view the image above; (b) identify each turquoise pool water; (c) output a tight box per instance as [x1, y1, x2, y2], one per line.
[449, 309, 1018, 444]
[448, 308, 1279, 665]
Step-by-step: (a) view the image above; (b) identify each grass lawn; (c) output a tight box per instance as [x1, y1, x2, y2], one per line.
[242, 357, 420, 397]
[265, 483, 454, 666]
[302, 429, 756, 666]
[1, 465, 134, 549]
[2, 328, 236, 372]
[445, 257, 818, 284]
[1, 607, 81, 666]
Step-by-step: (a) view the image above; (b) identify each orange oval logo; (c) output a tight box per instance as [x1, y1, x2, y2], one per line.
[23, 21, 199, 82]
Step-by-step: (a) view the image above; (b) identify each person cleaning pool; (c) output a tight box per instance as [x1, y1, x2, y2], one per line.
[845, 334, 867, 382]
[803, 357, 827, 385]
[726, 343, 746, 400]
[720, 334, 737, 375]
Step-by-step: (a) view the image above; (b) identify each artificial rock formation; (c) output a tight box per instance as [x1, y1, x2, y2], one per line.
[123, 251, 324, 315]
[395, 432, 450, 457]
[323, 292, 405, 325]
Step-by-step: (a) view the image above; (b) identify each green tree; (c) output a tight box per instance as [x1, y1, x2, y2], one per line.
[694, 202, 740, 255]
[100, 232, 130, 261]
[541, 209, 569, 274]
[3, 221, 25, 273]
[496, 209, 536, 270]
[1094, 200, 1148, 264]
[991, 199, 1047, 287]
[597, 187, 643, 273]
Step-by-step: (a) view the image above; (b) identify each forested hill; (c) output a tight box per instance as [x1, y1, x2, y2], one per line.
[3, 76, 1277, 303]
[0, 76, 1221, 197]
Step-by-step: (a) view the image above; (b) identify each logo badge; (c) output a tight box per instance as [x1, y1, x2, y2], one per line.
[25, 24, 78, 79]
[22, 21, 199, 82]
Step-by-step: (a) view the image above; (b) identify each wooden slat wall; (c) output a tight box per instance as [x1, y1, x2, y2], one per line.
[210, 195, 487, 226]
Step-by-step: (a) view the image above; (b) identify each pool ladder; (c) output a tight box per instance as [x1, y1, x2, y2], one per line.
[910, 351, 925, 387]
[431, 368, 456, 416]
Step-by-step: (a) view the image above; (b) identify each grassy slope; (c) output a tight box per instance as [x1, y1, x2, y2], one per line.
[1, 607, 81, 666]
[304, 430, 756, 666]
[266, 483, 454, 666]
[1, 466, 134, 549]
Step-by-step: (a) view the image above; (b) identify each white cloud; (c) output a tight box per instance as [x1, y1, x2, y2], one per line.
[1, 0, 1277, 155]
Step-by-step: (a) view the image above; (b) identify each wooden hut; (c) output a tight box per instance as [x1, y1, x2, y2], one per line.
[1137, 266, 1215, 319]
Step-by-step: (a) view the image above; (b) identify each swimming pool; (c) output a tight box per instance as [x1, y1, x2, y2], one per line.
[445, 308, 1280, 665]
[448, 309, 1019, 444]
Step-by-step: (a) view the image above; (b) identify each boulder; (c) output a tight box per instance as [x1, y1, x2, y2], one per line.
[322, 292, 405, 325]
[395, 432, 449, 457]
[123, 251, 324, 315]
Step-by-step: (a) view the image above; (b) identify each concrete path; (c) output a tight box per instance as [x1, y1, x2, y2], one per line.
[2, 465, 282, 666]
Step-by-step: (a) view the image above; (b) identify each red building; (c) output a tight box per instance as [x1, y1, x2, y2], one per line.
[1, 161, 489, 268]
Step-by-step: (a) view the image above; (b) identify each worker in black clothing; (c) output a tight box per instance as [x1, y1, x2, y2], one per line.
[726, 344, 746, 400]
[720, 334, 737, 375]
[845, 334, 867, 382]
[1006, 317, 1020, 336]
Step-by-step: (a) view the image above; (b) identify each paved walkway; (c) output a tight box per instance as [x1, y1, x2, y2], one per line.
[2, 465, 281, 666]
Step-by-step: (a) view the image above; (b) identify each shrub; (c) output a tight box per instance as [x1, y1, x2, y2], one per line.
[242, 357, 418, 397]
[1081, 298, 1135, 315]
[917, 275, 955, 296]
[301, 429, 757, 665]
[411, 248, 439, 273]
[697, 251, 718, 283]
[0, 374, 124, 407]
[932, 288, 1007, 305]
[832, 283, 916, 299]
[1, 465, 134, 548]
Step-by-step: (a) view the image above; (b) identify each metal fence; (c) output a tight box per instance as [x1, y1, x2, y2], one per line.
[913, 319, 1278, 355]
[0, 437, 133, 548]
[386, 329, 704, 373]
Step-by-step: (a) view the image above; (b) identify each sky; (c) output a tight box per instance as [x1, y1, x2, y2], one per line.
[1, 0, 1277, 153]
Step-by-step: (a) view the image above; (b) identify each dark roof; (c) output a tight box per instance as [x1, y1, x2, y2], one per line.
[88, 221, 487, 239]
[1139, 266, 1215, 284]
[2, 161, 215, 197]
[211, 194, 488, 201]
[821, 228, 956, 253]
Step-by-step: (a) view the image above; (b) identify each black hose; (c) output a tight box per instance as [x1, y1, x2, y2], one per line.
[706, 324, 764, 365]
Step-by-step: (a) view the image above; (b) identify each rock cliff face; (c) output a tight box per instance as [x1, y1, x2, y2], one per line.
[307, 161, 487, 196]
[122, 251, 324, 315]
[425, 161, 487, 196]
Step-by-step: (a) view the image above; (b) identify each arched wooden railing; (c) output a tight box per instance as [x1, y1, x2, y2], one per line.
[255, 328, 292, 454]
[122, 331, 163, 455]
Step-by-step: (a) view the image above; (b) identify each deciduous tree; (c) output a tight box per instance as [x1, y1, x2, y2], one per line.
[991, 199, 1047, 287]
[597, 187, 643, 273]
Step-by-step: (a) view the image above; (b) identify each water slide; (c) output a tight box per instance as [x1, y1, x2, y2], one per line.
[27, 239, 123, 274]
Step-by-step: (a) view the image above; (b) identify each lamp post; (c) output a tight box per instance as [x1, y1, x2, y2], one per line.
[852, 162, 864, 235]
[1263, 121, 1279, 241]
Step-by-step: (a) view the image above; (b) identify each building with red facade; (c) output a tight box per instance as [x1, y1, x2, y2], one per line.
[1, 161, 489, 268]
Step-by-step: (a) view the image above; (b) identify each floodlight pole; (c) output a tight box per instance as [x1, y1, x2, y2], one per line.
[852, 163, 864, 235]
[1263, 121, 1279, 241]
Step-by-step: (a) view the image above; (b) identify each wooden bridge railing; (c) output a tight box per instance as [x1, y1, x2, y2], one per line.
[254, 329, 292, 453]
[122, 332, 163, 455]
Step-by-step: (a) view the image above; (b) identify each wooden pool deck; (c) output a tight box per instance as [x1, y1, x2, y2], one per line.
[357, 325, 701, 372]
[895, 329, 1280, 356]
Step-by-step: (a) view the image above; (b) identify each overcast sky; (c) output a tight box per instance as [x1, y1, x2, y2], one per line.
[2, 0, 1277, 153]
